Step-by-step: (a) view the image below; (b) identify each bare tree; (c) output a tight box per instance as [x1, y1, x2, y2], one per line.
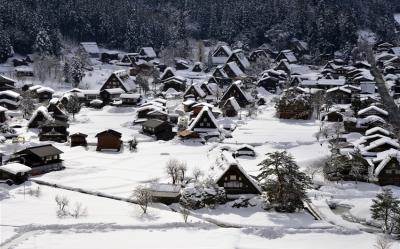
[374, 235, 392, 249]
[311, 90, 326, 120]
[180, 206, 190, 223]
[192, 167, 204, 182]
[305, 158, 326, 181]
[70, 202, 88, 219]
[178, 161, 187, 183]
[166, 159, 180, 184]
[132, 186, 153, 214]
[55, 195, 70, 218]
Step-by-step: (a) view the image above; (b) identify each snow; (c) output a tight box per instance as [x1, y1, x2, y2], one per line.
[0, 163, 31, 175]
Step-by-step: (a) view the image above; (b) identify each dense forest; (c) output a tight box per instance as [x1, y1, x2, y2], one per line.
[0, 0, 398, 61]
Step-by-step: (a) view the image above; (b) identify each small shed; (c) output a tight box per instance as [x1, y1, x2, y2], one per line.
[148, 183, 181, 204]
[0, 163, 31, 184]
[70, 132, 88, 147]
[233, 144, 256, 157]
[142, 119, 175, 141]
[95, 129, 122, 152]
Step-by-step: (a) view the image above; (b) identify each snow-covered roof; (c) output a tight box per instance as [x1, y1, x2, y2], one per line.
[36, 87, 55, 94]
[120, 93, 141, 99]
[112, 70, 136, 92]
[231, 49, 250, 69]
[0, 90, 20, 99]
[224, 62, 245, 77]
[362, 137, 400, 153]
[148, 183, 181, 198]
[365, 127, 391, 136]
[184, 83, 206, 98]
[300, 79, 346, 87]
[216, 153, 262, 194]
[0, 163, 31, 175]
[326, 86, 351, 94]
[223, 97, 240, 112]
[103, 88, 125, 94]
[28, 106, 54, 126]
[236, 144, 255, 152]
[373, 149, 400, 176]
[140, 47, 157, 58]
[188, 106, 219, 132]
[80, 42, 100, 54]
[357, 106, 388, 116]
[212, 45, 233, 65]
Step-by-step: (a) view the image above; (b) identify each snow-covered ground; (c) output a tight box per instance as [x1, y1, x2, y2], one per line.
[1, 88, 400, 248]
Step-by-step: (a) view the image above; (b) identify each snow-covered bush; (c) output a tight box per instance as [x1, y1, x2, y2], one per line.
[180, 183, 226, 210]
[55, 195, 70, 218]
[230, 196, 258, 208]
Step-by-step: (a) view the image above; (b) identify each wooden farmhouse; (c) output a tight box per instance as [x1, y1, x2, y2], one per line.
[162, 76, 187, 92]
[217, 151, 262, 197]
[28, 106, 54, 128]
[323, 111, 344, 122]
[0, 90, 21, 110]
[120, 53, 139, 65]
[221, 97, 240, 117]
[100, 70, 136, 93]
[79, 42, 100, 59]
[371, 149, 400, 186]
[36, 87, 55, 102]
[188, 106, 219, 138]
[361, 137, 400, 157]
[357, 106, 388, 120]
[95, 129, 122, 152]
[70, 132, 88, 147]
[0, 75, 16, 91]
[248, 49, 268, 62]
[326, 86, 352, 104]
[147, 183, 181, 205]
[223, 62, 246, 79]
[365, 127, 392, 137]
[39, 120, 69, 143]
[100, 88, 125, 104]
[183, 83, 207, 100]
[138, 47, 157, 61]
[120, 93, 142, 106]
[220, 82, 253, 108]
[142, 119, 175, 141]
[226, 49, 250, 71]
[274, 59, 291, 75]
[191, 62, 203, 72]
[0, 163, 31, 184]
[160, 67, 176, 82]
[47, 102, 69, 122]
[275, 50, 298, 64]
[233, 144, 256, 157]
[10, 144, 63, 175]
[211, 45, 233, 66]
[257, 76, 280, 93]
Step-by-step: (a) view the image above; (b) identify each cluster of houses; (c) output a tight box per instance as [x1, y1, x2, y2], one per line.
[1, 38, 399, 200]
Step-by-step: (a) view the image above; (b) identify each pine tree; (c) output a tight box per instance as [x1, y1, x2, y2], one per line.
[70, 56, 85, 88]
[257, 151, 312, 212]
[65, 94, 81, 120]
[371, 189, 400, 234]
[34, 30, 53, 55]
[0, 30, 12, 63]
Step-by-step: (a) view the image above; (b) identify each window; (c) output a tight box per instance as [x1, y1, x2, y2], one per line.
[224, 181, 243, 188]
[206, 122, 210, 127]
[229, 175, 237, 180]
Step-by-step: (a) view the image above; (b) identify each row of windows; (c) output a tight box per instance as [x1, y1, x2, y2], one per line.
[385, 169, 400, 175]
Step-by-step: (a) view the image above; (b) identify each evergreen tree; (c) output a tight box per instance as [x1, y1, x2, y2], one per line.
[0, 30, 12, 63]
[370, 189, 400, 234]
[257, 151, 312, 212]
[34, 30, 53, 55]
[70, 56, 85, 88]
[65, 94, 81, 120]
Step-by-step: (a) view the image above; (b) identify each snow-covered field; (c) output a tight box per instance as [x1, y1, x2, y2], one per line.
[1, 93, 400, 248]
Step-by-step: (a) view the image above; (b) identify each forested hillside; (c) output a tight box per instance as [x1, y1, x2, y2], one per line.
[0, 0, 398, 60]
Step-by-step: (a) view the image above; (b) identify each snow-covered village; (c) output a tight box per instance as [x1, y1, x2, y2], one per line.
[1, 1, 400, 249]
